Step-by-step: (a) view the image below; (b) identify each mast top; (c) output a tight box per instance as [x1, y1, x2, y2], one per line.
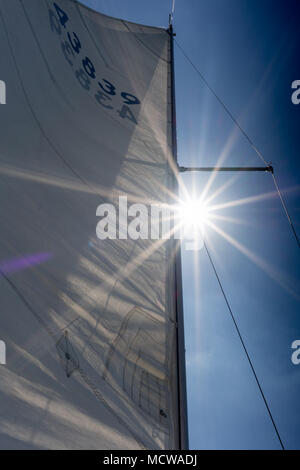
[169, 0, 176, 26]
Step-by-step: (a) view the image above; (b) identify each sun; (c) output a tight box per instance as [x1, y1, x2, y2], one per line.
[176, 197, 211, 236]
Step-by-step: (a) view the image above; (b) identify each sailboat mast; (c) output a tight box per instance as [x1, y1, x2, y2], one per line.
[169, 23, 189, 451]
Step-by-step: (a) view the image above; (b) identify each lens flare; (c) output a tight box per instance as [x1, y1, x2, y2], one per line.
[177, 198, 211, 233]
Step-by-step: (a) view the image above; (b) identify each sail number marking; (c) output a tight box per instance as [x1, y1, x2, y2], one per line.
[49, 2, 140, 125]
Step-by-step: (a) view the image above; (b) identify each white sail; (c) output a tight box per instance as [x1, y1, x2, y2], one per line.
[0, 0, 185, 449]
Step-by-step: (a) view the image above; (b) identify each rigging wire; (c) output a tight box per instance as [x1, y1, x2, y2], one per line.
[271, 173, 300, 247]
[174, 39, 268, 166]
[174, 38, 300, 247]
[203, 240, 285, 451]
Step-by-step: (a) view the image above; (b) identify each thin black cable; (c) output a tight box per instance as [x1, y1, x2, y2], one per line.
[174, 39, 268, 166]
[175, 39, 299, 248]
[203, 240, 285, 451]
[271, 173, 300, 248]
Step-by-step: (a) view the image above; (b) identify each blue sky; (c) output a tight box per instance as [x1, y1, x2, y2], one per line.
[80, 0, 300, 449]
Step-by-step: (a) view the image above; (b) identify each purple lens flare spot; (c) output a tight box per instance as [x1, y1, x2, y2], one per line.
[0, 252, 53, 275]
